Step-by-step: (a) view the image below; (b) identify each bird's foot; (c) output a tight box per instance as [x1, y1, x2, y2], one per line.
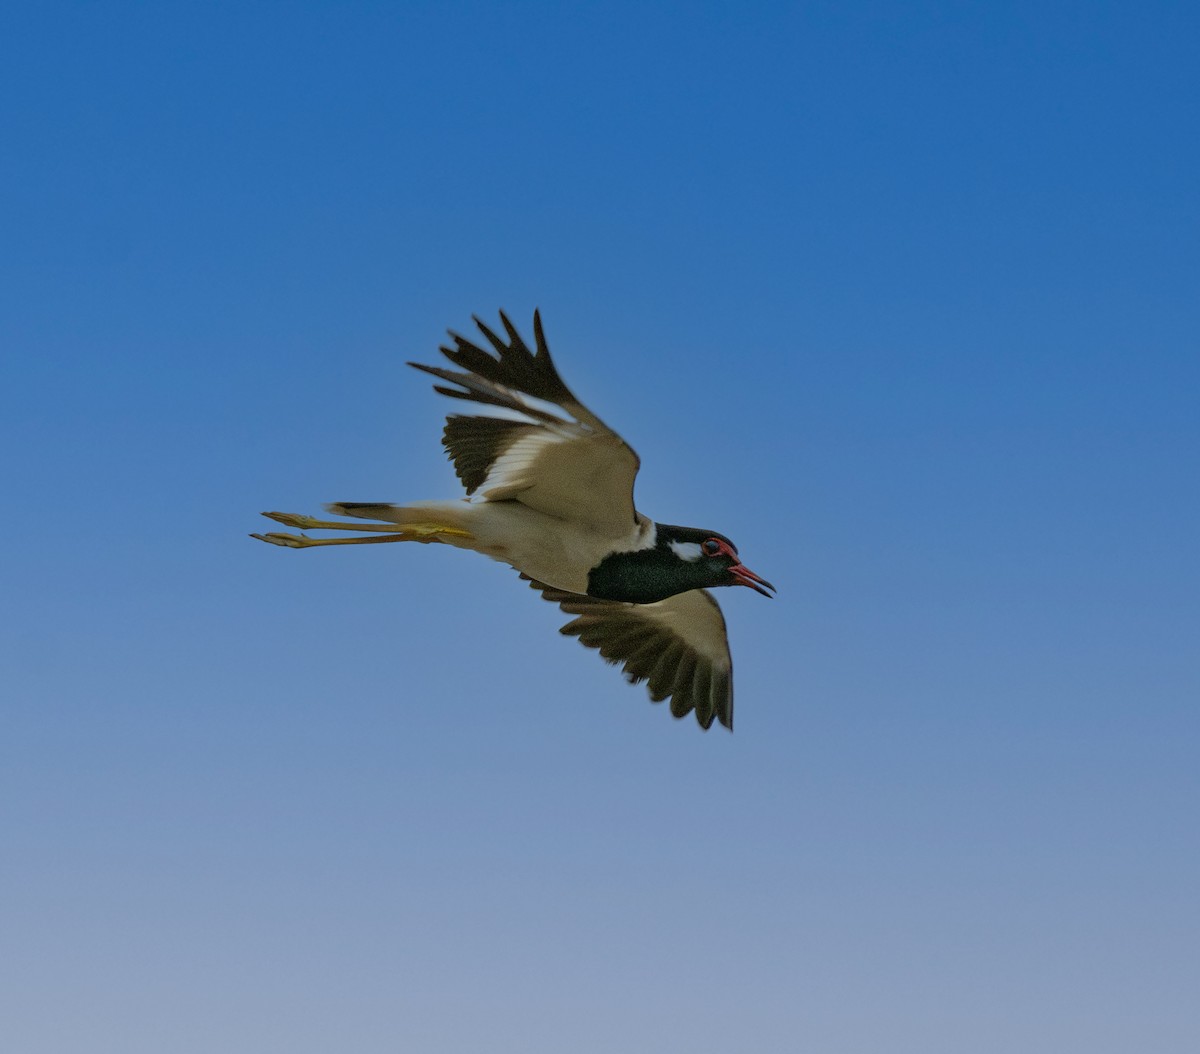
[250, 531, 314, 548]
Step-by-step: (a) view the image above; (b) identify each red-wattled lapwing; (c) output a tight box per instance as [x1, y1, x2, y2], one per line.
[252, 311, 774, 730]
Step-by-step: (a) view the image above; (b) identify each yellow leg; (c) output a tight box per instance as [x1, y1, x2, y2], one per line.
[259, 511, 471, 539]
[260, 511, 401, 532]
[250, 531, 414, 548]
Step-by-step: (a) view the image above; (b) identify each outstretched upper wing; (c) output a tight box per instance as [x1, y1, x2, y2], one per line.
[525, 577, 735, 731]
[409, 311, 641, 537]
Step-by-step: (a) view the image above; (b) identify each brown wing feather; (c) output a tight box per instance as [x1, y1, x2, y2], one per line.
[410, 312, 642, 532]
[523, 576, 735, 731]
[441, 416, 539, 496]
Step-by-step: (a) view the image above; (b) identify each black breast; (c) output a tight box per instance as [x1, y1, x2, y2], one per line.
[587, 548, 709, 604]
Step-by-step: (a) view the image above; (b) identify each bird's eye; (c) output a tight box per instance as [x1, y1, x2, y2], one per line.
[702, 538, 722, 556]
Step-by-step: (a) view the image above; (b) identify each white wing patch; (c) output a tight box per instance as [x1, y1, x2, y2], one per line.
[669, 540, 703, 562]
[479, 430, 570, 501]
[474, 425, 641, 536]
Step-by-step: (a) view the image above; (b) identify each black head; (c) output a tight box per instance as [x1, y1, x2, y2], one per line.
[587, 523, 776, 604]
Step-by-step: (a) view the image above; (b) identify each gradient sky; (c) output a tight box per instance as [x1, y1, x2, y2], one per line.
[3, 3, 1198, 1052]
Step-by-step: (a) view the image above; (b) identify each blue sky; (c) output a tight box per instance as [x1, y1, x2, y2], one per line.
[3, 2, 1197, 1051]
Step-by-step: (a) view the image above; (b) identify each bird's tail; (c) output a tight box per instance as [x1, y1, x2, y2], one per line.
[324, 501, 474, 544]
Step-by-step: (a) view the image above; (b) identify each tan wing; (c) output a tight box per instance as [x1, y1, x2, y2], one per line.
[526, 577, 735, 731]
[410, 311, 642, 537]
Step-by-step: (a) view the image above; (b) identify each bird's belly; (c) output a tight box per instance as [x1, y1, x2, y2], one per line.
[464, 502, 645, 595]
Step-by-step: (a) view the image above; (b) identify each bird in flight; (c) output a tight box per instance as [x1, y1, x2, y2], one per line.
[252, 311, 774, 730]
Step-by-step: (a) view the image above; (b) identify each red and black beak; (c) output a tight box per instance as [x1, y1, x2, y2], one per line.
[729, 563, 775, 598]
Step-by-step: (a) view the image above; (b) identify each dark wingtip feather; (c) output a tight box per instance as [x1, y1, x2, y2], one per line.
[415, 310, 577, 411]
[470, 316, 508, 358]
[497, 310, 524, 349]
[532, 308, 549, 360]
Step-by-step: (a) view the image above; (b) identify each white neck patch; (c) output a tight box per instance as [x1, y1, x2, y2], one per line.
[669, 540, 703, 562]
